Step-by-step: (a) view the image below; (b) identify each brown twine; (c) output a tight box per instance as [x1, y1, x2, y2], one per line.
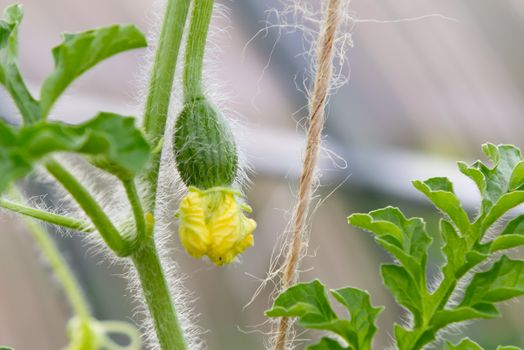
[271, 0, 344, 349]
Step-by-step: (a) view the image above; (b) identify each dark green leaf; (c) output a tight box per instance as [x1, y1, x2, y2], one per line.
[40, 24, 147, 118]
[0, 113, 150, 192]
[412, 178, 471, 239]
[460, 256, 524, 309]
[267, 281, 384, 350]
[0, 120, 32, 191]
[381, 264, 423, 326]
[307, 338, 347, 350]
[0, 5, 40, 123]
[22, 113, 149, 177]
[266, 281, 357, 345]
[446, 338, 484, 350]
[266, 280, 337, 323]
[331, 287, 383, 350]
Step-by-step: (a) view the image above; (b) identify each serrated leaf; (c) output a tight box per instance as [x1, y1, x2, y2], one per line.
[446, 338, 484, 350]
[40, 24, 147, 118]
[307, 338, 347, 350]
[348, 207, 431, 279]
[266, 280, 337, 323]
[267, 281, 384, 350]
[266, 281, 357, 345]
[460, 256, 524, 310]
[462, 144, 522, 213]
[381, 264, 423, 326]
[0, 5, 40, 123]
[412, 178, 471, 239]
[331, 287, 383, 350]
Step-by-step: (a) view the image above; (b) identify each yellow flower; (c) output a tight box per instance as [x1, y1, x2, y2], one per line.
[177, 186, 256, 265]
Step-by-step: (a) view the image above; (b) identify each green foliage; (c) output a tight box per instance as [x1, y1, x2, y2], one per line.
[0, 3, 150, 191]
[446, 338, 522, 350]
[266, 280, 383, 350]
[0, 5, 39, 123]
[40, 24, 147, 119]
[0, 113, 150, 192]
[268, 143, 524, 350]
[173, 98, 238, 189]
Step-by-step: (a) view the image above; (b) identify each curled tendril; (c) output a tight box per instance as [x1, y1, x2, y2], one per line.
[65, 317, 141, 350]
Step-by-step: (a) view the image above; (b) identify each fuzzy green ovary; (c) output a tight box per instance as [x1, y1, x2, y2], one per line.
[173, 98, 238, 189]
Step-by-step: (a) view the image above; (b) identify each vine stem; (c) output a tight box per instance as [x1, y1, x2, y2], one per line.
[122, 179, 147, 246]
[45, 159, 130, 256]
[8, 187, 92, 328]
[183, 0, 214, 101]
[131, 242, 187, 350]
[141, 0, 191, 209]
[136, 0, 191, 348]
[0, 198, 93, 232]
[272, 0, 343, 349]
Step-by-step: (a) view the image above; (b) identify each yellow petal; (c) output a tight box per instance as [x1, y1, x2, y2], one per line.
[178, 189, 211, 258]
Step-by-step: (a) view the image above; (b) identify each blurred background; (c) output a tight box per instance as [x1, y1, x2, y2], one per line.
[1, 0, 523, 349]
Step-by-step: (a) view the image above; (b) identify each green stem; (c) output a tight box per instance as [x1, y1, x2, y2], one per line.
[45, 159, 130, 256]
[183, 0, 215, 101]
[9, 187, 91, 322]
[142, 0, 191, 211]
[132, 241, 187, 350]
[0, 198, 93, 232]
[122, 179, 147, 246]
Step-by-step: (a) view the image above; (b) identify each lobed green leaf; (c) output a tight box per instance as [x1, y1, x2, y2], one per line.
[267, 281, 382, 350]
[381, 264, 423, 326]
[348, 207, 431, 280]
[0, 4, 40, 123]
[331, 287, 383, 350]
[0, 113, 150, 192]
[412, 178, 471, 240]
[460, 256, 524, 311]
[40, 24, 147, 119]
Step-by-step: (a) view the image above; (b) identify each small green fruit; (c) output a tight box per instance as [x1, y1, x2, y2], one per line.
[173, 97, 238, 189]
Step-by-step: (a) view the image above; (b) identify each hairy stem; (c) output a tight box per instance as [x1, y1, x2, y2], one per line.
[0, 198, 93, 232]
[142, 0, 190, 210]
[122, 179, 147, 246]
[137, 0, 191, 348]
[132, 241, 187, 350]
[9, 187, 91, 323]
[183, 0, 214, 101]
[45, 159, 130, 256]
